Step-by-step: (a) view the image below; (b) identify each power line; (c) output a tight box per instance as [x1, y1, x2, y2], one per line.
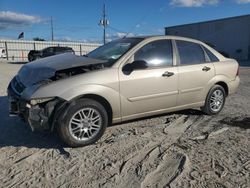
[108, 25, 127, 33]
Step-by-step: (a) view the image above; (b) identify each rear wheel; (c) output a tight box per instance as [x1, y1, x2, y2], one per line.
[57, 98, 108, 147]
[202, 85, 226, 115]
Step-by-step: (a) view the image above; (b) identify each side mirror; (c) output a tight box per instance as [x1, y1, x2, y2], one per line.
[122, 60, 148, 75]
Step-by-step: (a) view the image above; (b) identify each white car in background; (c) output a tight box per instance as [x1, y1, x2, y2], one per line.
[0, 48, 6, 58]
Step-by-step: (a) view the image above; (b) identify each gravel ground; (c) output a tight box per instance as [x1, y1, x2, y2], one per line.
[0, 61, 249, 188]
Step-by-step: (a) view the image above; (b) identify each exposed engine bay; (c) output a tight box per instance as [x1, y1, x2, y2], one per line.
[51, 63, 105, 81]
[17, 53, 109, 86]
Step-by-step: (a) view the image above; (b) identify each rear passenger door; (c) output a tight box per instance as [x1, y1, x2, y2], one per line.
[175, 40, 215, 106]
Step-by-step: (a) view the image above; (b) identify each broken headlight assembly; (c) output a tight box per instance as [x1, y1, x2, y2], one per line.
[30, 97, 55, 105]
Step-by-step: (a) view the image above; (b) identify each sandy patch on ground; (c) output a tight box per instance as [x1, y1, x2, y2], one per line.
[0, 61, 249, 187]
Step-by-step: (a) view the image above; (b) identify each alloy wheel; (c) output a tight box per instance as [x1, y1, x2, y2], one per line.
[210, 89, 224, 112]
[69, 107, 102, 141]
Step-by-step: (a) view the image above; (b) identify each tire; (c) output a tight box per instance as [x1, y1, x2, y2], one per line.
[28, 56, 33, 62]
[202, 85, 226, 115]
[57, 98, 108, 147]
[28, 51, 37, 62]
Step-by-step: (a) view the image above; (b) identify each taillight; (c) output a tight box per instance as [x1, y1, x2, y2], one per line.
[236, 65, 239, 76]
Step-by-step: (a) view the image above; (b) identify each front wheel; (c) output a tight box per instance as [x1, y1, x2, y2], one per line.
[202, 85, 226, 115]
[57, 98, 108, 147]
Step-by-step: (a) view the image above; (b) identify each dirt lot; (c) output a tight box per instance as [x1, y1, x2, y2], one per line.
[0, 61, 249, 188]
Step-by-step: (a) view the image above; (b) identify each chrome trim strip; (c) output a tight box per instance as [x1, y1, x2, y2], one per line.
[180, 87, 203, 94]
[128, 91, 178, 102]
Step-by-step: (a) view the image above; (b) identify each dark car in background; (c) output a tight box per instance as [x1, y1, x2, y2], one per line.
[28, 46, 74, 62]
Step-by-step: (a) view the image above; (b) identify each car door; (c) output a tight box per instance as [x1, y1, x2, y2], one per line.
[175, 40, 215, 106]
[119, 39, 178, 121]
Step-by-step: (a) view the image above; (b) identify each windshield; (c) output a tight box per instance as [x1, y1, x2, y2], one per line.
[87, 38, 143, 64]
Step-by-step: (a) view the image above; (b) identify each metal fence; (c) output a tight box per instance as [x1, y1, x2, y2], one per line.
[0, 39, 101, 61]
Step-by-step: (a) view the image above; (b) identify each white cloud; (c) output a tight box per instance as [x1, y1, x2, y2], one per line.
[170, 0, 219, 7]
[116, 32, 135, 38]
[0, 11, 42, 30]
[54, 36, 73, 42]
[157, 28, 164, 33]
[236, 0, 250, 3]
[105, 32, 135, 42]
[135, 24, 141, 28]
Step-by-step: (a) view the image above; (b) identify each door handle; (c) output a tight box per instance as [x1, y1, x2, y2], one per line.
[202, 66, 211, 72]
[162, 71, 174, 77]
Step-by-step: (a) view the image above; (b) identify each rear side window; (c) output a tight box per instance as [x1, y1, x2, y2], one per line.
[203, 47, 219, 62]
[55, 47, 64, 52]
[134, 40, 173, 67]
[56, 47, 61, 52]
[44, 47, 54, 53]
[65, 48, 73, 52]
[176, 40, 205, 65]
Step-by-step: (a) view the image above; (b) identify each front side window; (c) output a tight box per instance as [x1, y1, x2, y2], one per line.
[134, 40, 173, 67]
[176, 40, 205, 65]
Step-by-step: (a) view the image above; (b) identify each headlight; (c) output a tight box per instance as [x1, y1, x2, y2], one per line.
[30, 97, 54, 105]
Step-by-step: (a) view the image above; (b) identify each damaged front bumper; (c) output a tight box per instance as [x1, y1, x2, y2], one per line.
[8, 82, 67, 132]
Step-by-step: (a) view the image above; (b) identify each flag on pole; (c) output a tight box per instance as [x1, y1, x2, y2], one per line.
[18, 32, 24, 39]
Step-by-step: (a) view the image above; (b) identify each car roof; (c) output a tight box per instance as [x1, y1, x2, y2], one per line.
[44, 46, 72, 49]
[126, 35, 203, 44]
[118, 35, 227, 63]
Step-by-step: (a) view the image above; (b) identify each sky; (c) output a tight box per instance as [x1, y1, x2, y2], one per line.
[0, 0, 250, 43]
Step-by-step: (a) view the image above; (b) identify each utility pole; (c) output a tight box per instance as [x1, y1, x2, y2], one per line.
[51, 16, 54, 41]
[99, 4, 109, 44]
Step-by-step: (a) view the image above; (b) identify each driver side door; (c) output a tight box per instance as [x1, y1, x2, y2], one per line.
[119, 39, 178, 121]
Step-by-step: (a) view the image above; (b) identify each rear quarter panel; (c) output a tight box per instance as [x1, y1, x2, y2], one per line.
[199, 43, 239, 97]
[205, 59, 239, 96]
[213, 59, 239, 81]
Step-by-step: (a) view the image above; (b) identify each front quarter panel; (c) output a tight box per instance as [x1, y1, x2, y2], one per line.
[30, 68, 121, 122]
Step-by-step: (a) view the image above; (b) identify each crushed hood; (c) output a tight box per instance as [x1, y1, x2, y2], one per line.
[18, 53, 106, 86]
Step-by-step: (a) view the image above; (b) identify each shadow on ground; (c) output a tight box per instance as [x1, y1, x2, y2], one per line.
[1, 94, 247, 153]
[0, 96, 70, 156]
[0, 95, 204, 148]
[220, 116, 250, 129]
[111, 108, 204, 127]
[8, 61, 28, 65]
